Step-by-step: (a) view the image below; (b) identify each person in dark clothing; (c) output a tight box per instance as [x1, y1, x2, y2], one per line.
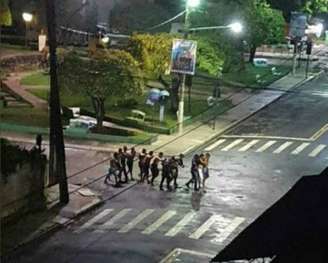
[169, 153, 185, 189]
[186, 154, 200, 191]
[138, 148, 147, 183]
[143, 151, 153, 184]
[119, 147, 128, 183]
[150, 152, 163, 186]
[160, 157, 172, 191]
[127, 147, 136, 181]
[104, 153, 121, 187]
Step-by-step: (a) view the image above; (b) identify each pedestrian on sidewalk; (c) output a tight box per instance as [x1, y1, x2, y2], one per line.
[138, 148, 147, 183]
[119, 147, 128, 183]
[186, 154, 200, 191]
[160, 157, 171, 191]
[127, 147, 136, 181]
[150, 152, 163, 186]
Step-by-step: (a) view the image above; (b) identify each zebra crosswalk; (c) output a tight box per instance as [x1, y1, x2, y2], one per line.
[73, 208, 245, 244]
[204, 137, 328, 158]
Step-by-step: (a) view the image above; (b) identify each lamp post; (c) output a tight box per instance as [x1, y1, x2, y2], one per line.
[177, 14, 242, 133]
[22, 12, 33, 47]
[177, 0, 200, 133]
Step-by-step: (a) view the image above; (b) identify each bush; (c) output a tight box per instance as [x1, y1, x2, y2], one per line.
[116, 98, 138, 108]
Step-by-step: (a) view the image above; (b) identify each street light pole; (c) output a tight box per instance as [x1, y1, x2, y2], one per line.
[22, 12, 33, 47]
[178, 1, 194, 133]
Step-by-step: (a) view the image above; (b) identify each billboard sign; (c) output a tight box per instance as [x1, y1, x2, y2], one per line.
[289, 12, 307, 39]
[170, 39, 197, 75]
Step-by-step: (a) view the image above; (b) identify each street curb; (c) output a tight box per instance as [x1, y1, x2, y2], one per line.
[183, 70, 325, 156]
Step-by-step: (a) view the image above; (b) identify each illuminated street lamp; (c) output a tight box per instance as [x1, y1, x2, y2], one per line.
[22, 12, 33, 47]
[229, 22, 243, 34]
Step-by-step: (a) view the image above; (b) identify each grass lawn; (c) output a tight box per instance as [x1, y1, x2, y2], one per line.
[223, 63, 291, 88]
[22, 72, 219, 129]
[0, 107, 49, 127]
[21, 72, 50, 86]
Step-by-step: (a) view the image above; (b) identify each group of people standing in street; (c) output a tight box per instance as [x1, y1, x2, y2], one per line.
[104, 146, 210, 192]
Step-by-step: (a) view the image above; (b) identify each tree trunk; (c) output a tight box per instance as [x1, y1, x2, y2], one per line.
[91, 97, 105, 128]
[238, 39, 246, 72]
[249, 45, 257, 63]
[46, 0, 69, 204]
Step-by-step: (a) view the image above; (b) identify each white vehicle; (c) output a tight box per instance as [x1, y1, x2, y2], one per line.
[254, 58, 268, 67]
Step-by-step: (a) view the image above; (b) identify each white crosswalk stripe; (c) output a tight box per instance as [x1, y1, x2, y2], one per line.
[221, 139, 244, 152]
[273, 141, 293, 154]
[165, 211, 196, 237]
[211, 217, 245, 243]
[255, 140, 277, 153]
[75, 208, 245, 243]
[238, 140, 259, 152]
[309, 144, 326, 157]
[75, 209, 113, 233]
[205, 139, 226, 151]
[142, 210, 176, 235]
[95, 208, 132, 233]
[291, 143, 310, 155]
[189, 215, 226, 240]
[118, 209, 154, 233]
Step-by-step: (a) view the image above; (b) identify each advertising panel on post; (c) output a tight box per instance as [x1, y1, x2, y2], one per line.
[170, 39, 197, 75]
[289, 12, 307, 39]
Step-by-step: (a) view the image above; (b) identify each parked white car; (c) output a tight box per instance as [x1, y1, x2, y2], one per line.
[253, 58, 268, 67]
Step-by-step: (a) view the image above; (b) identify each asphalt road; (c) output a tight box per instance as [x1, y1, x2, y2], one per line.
[5, 73, 328, 263]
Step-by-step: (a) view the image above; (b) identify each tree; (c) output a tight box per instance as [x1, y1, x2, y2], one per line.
[303, 0, 328, 15]
[0, 0, 12, 43]
[245, 0, 286, 63]
[59, 49, 144, 128]
[128, 33, 173, 79]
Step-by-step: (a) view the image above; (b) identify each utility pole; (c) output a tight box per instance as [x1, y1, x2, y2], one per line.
[45, 0, 69, 204]
[177, 2, 192, 133]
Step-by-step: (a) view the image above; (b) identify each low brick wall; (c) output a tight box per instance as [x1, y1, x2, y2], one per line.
[0, 53, 42, 72]
[1, 154, 47, 222]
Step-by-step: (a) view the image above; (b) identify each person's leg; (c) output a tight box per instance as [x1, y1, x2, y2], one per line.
[128, 162, 135, 180]
[150, 168, 158, 185]
[159, 173, 165, 190]
[174, 170, 178, 188]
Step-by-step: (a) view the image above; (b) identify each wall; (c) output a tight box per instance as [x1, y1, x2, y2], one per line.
[0, 156, 47, 222]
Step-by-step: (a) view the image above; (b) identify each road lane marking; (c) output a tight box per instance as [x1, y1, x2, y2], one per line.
[204, 139, 226, 151]
[255, 140, 277, 153]
[165, 211, 196, 237]
[159, 248, 215, 263]
[212, 217, 245, 243]
[75, 209, 113, 233]
[309, 144, 326, 157]
[95, 208, 132, 233]
[238, 140, 259, 152]
[221, 139, 244, 152]
[142, 210, 176, 235]
[118, 209, 154, 233]
[189, 215, 225, 240]
[311, 123, 328, 140]
[291, 143, 310, 155]
[221, 134, 313, 142]
[273, 141, 293, 154]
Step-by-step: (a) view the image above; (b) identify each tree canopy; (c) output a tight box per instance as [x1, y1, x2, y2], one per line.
[58, 49, 143, 127]
[303, 0, 328, 15]
[0, 0, 12, 26]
